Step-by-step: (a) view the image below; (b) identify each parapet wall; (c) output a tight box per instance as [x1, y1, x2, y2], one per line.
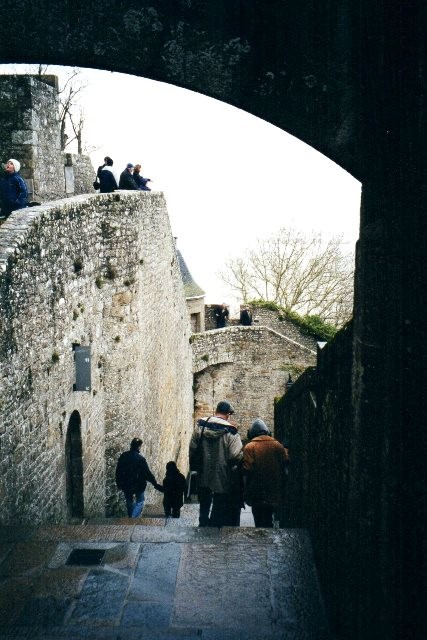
[0, 191, 193, 524]
[274, 322, 354, 634]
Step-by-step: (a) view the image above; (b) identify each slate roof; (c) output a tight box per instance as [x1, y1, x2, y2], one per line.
[176, 249, 205, 299]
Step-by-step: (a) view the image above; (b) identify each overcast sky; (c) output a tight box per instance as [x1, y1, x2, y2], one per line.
[1, 65, 361, 311]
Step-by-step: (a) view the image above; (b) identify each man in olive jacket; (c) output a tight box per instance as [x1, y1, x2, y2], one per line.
[189, 400, 243, 527]
[115, 437, 162, 517]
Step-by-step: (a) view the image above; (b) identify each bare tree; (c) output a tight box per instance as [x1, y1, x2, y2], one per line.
[36, 64, 50, 76]
[68, 108, 84, 154]
[57, 69, 87, 152]
[0, 64, 89, 154]
[219, 227, 355, 327]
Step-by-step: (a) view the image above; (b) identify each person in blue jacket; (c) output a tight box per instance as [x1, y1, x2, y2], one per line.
[0, 159, 28, 218]
[133, 164, 152, 191]
[115, 437, 162, 518]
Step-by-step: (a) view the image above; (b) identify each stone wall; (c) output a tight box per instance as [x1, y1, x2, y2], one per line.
[0, 75, 65, 199]
[204, 304, 222, 330]
[0, 75, 95, 203]
[192, 325, 315, 438]
[274, 323, 354, 637]
[67, 153, 96, 196]
[204, 304, 320, 353]
[186, 296, 205, 333]
[248, 306, 319, 351]
[0, 191, 193, 525]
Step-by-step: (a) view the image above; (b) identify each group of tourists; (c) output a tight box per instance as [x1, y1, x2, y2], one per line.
[116, 400, 289, 529]
[0, 154, 152, 221]
[189, 400, 289, 528]
[214, 304, 254, 328]
[95, 156, 152, 193]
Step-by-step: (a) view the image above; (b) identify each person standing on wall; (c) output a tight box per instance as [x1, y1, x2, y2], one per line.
[98, 156, 118, 193]
[0, 159, 28, 219]
[243, 418, 290, 528]
[119, 163, 139, 190]
[239, 306, 252, 326]
[189, 400, 243, 527]
[214, 303, 230, 328]
[115, 437, 162, 518]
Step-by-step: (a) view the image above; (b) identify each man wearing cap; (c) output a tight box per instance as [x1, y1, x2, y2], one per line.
[119, 163, 139, 190]
[0, 159, 28, 219]
[243, 418, 290, 528]
[189, 400, 243, 527]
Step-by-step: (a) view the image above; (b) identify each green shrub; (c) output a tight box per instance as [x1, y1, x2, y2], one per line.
[248, 300, 337, 341]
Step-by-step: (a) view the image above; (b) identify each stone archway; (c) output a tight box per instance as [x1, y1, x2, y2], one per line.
[65, 410, 84, 519]
[0, 4, 424, 639]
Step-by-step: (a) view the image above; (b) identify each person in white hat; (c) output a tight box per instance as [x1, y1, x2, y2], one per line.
[0, 159, 28, 219]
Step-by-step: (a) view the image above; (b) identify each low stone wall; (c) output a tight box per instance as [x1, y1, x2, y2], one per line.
[248, 306, 319, 351]
[67, 153, 96, 196]
[274, 322, 354, 636]
[192, 325, 316, 438]
[0, 191, 193, 525]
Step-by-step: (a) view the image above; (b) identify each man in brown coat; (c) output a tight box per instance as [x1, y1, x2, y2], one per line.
[243, 418, 289, 528]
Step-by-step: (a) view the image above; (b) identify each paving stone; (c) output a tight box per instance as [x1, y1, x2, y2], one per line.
[0, 576, 36, 625]
[29, 626, 203, 639]
[0, 527, 36, 543]
[34, 566, 89, 598]
[20, 595, 72, 628]
[0, 543, 14, 566]
[268, 544, 330, 639]
[70, 569, 130, 624]
[0, 504, 331, 639]
[131, 525, 221, 543]
[0, 626, 49, 640]
[173, 542, 273, 632]
[34, 525, 133, 542]
[0, 541, 57, 576]
[121, 601, 173, 627]
[138, 517, 166, 527]
[220, 526, 279, 544]
[202, 631, 277, 640]
[130, 542, 181, 601]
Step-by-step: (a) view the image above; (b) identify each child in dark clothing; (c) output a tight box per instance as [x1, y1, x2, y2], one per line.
[161, 461, 187, 518]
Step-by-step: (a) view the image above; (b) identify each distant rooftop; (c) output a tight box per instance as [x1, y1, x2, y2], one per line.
[176, 249, 205, 299]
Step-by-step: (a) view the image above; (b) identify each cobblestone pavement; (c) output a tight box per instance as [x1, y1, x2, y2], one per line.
[0, 504, 330, 640]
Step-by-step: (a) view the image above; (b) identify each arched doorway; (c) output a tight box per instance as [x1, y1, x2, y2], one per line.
[65, 410, 84, 519]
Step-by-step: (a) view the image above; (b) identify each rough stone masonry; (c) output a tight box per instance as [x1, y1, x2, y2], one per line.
[0, 191, 193, 525]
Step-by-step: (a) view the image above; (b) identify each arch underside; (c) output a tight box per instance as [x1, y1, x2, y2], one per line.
[1, 0, 364, 178]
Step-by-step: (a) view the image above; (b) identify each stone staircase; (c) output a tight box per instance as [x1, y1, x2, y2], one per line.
[0, 503, 330, 640]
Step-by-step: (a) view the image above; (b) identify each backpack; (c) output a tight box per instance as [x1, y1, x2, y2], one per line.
[189, 423, 206, 472]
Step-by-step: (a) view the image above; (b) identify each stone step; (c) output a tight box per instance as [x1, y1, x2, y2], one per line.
[0, 503, 330, 639]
